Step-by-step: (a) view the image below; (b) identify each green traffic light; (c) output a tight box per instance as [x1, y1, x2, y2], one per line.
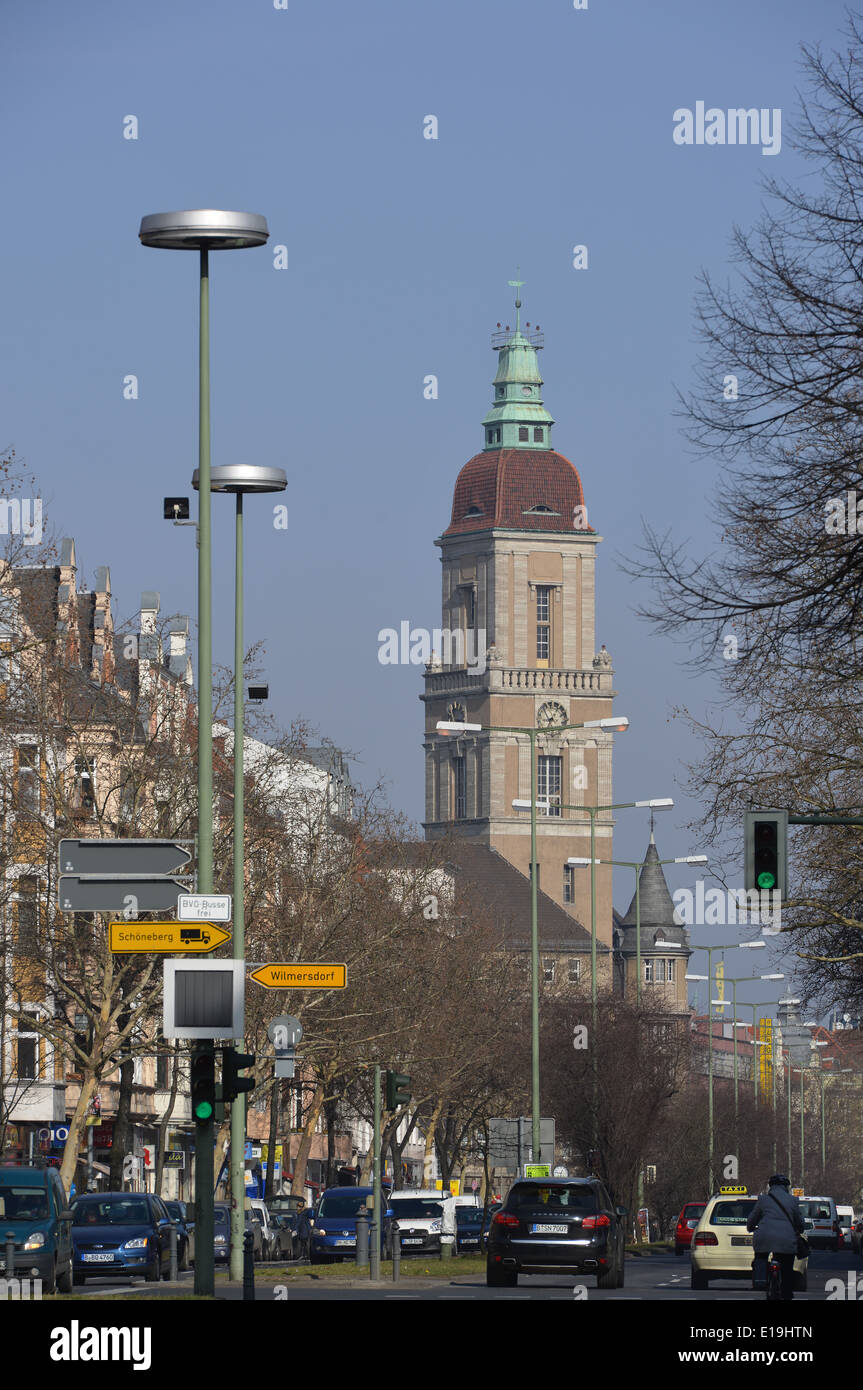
[756, 870, 776, 890]
[194, 1100, 214, 1121]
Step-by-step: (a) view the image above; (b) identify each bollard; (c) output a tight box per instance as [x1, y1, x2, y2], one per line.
[355, 1210, 369, 1268]
[243, 1228, 255, 1301]
[4, 1232, 14, 1281]
[392, 1223, 400, 1282]
[169, 1223, 178, 1282]
[440, 1235, 452, 1260]
[369, 1220, 380, 1281]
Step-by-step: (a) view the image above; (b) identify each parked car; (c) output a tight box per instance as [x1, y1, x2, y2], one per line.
[455, 1204, 484, 1254]
[71, 1192, 176, 1284]
[212, 1202, 263, 1263]
[690, 1187, 808, 1291]
[0, 1162, 74, 1293]
[389, 1189, 456, 1256]
[850, 1213, 863, 1256]
[267, 1213, 295, 1260]
[310, 1187, 391, 1262]
[164, 1199, 195, 1269]
[675, 1202, 707, 1256]
[485, 1177, 627, 1289]
[247, 1198, 279, 1260]
[798, 1196, 841, 1251]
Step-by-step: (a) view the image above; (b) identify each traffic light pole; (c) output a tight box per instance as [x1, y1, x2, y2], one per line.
[193, 1042, 215, 1296]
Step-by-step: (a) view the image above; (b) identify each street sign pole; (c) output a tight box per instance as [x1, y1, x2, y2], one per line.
[371, 1064, 381, 1281]
[230, 488, 246, 1284]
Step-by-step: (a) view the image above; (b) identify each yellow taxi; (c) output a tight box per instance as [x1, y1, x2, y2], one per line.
[690, 1186, 808, 1292]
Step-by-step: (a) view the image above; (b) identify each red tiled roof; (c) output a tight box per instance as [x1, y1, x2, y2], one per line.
[443, 448, 590, 536]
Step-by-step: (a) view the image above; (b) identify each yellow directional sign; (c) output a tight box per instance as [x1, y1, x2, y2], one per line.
[249, 963, 347, 989]
[109, 922, 231, 954]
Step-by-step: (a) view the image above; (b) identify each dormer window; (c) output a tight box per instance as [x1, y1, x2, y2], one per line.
[464, 505, 484, 518]
[523, 504, 559, 516]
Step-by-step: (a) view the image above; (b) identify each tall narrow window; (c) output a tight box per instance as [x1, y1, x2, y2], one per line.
[17, 744, 40, 813]
[543, 958, 556, 984]
[17, 1011, 39, 1079]
[15, 878, 39, 954]
[73, 756, 96, 815]
[466, 587, 476, 631]
[563, 864, 575, 903]
[537, 755, 561, 817]
[536, 585, 551, 665]
[518, 426, 529, 441]
[453, 757, 467, 819]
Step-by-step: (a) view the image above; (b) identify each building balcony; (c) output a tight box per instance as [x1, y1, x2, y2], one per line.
[422, 666, 614, 699]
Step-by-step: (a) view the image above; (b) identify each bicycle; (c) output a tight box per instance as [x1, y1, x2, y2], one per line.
[766, 1255, 783, 1301]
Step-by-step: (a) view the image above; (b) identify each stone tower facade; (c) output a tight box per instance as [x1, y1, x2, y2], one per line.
[421, 294, 619, 949]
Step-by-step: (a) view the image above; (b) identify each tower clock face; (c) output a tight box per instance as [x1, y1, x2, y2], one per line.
[447, 702, 466, 724]
[537, 701, 567, 729]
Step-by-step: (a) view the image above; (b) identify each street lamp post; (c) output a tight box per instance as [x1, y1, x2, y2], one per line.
[139, 209, 269, 1299]
[192, 463, 286, 1281]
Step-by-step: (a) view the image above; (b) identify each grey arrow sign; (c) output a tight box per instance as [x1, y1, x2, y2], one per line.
[59, 876, 192, 914]
[59, 839, 192, 876]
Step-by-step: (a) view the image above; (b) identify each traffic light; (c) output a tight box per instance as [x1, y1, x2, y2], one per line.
[744, 810, 788, 895]
[385, 1070, 411, 1110]
[190, 1044, 216, 1122]
[222, 1047, 256, 1104]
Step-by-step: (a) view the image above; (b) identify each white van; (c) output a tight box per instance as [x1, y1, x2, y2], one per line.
[388, 1189, 456, 1255]
[799, 1195, 840, 1251]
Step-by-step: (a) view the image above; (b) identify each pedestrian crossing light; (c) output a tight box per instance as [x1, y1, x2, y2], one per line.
[385, 1070, 411, 1110]
[191, 1044, 216, 1122]
[744, 810, 788, 896]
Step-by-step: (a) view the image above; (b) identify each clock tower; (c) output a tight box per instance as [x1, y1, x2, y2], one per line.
[421, 290, 618, 951]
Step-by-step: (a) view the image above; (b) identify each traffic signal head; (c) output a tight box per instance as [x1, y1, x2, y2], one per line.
[744, 810, 788, 896]
[222, 1047, 256, 1104]
[190, 1044, 216, 1123]
[385, 1070, 411, 1111]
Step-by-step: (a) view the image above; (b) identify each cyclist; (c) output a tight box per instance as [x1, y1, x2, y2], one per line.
[746, 1175, 805, 1301]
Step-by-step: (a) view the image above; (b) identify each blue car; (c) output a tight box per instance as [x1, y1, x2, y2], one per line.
[71, 1192, 176, 1284]
[310, 1187, 392, 1263]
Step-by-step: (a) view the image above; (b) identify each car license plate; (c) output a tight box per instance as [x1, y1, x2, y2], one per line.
[731, 1236, 752, 1246]
[531, 1224, 567, 1234]
[83, 1253, 116, 1263]
[333, 1239, 355, 1246]
[402, 1237, 423, 1244]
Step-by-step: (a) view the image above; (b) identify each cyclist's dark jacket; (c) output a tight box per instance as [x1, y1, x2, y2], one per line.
[746, 1186, 804, 1255]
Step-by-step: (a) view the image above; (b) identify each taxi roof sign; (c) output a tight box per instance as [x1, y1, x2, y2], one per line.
[718, 1185, 748, 1195]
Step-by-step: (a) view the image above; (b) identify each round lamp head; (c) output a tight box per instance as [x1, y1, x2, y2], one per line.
[139, 210, 269, 250]
[193, 465, 287, 494]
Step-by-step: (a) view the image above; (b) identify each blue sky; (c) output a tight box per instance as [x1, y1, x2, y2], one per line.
[0, 0, 845, 1012]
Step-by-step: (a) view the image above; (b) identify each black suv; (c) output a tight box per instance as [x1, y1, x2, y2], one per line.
[486, 1178, 627, 1288]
